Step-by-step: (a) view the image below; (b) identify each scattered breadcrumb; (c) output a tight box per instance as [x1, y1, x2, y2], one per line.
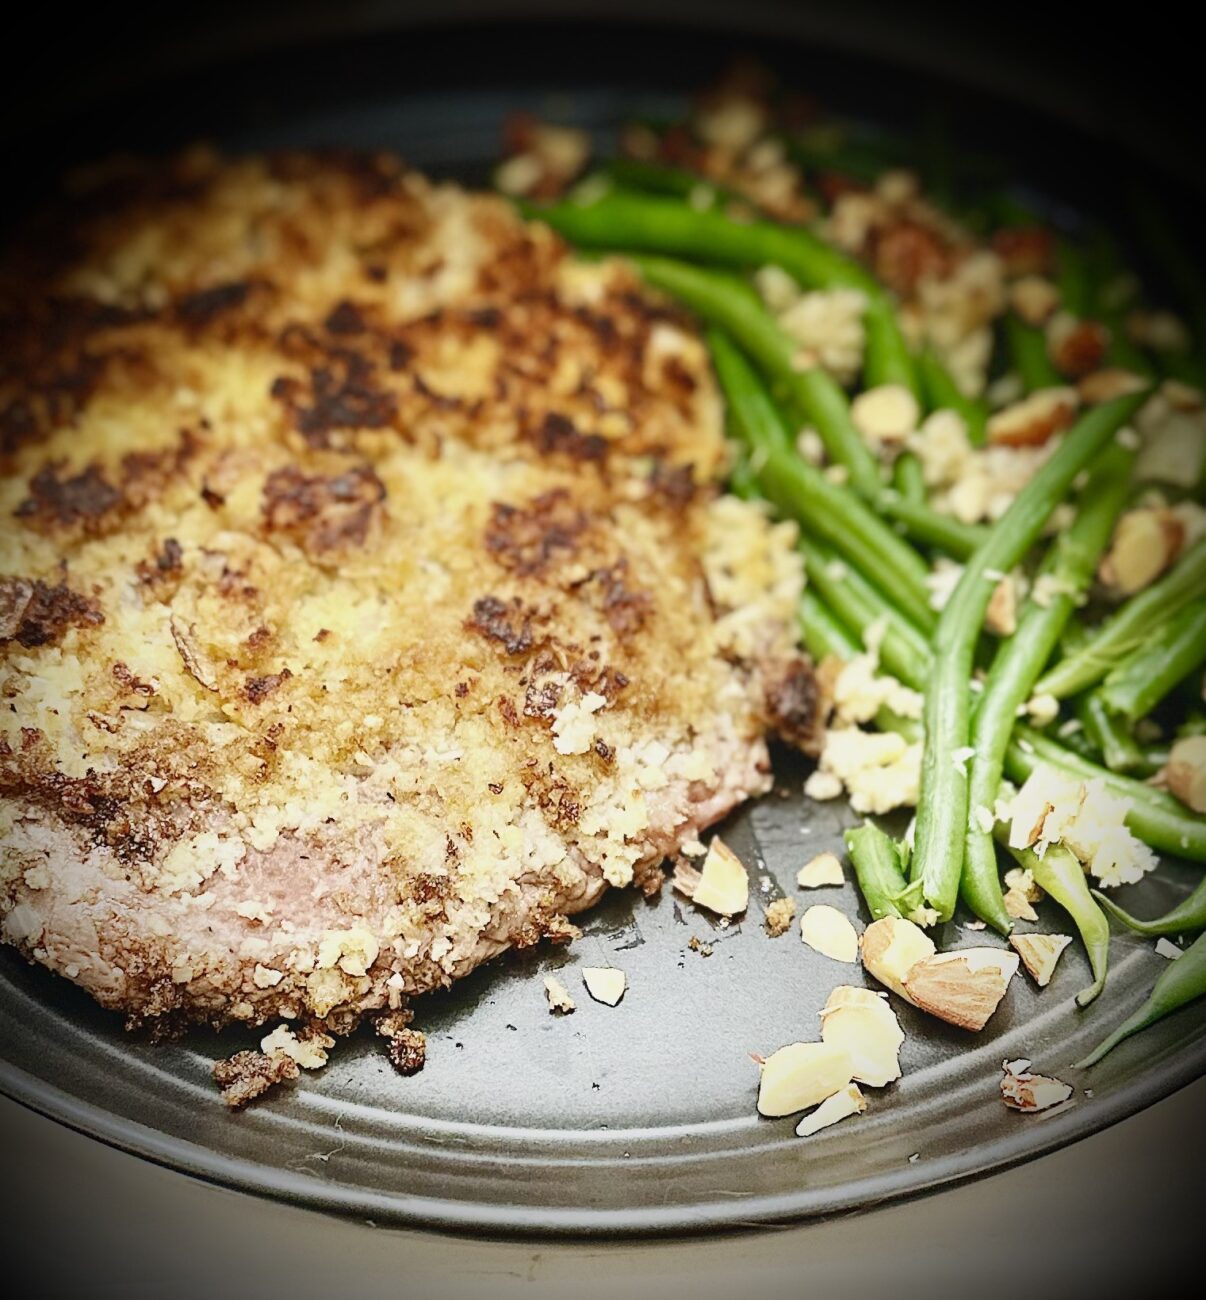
[688, 935, 714, 958]
[387, 1028, 427, 1075]
[213, 1049, 298, 1109]
[765, 896, 797, 937]
[797, 852, 845, 888]
[260, 1024, 335, 1070]
[544, 974, 576, 1014]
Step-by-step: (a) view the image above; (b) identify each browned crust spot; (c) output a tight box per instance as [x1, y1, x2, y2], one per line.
[0, 577, 104, 647]
[261, 463, 387, 559]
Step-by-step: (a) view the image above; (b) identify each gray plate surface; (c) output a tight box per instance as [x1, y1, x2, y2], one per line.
[1, 81, 1204, 1237]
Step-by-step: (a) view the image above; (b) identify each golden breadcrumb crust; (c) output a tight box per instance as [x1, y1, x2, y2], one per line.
[0, 149, 810, 1033]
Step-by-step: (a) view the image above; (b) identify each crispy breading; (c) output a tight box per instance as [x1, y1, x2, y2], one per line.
[0, 150, 806, 1036]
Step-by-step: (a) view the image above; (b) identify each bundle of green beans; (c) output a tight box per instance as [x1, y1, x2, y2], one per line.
[513, 130, 1206, 1065]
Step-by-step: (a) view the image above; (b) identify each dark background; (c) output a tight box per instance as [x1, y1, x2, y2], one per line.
[2, 0, 1202, 194]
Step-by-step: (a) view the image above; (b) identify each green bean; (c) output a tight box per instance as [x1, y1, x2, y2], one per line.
[917, 346, 988, 445]
[893, 451, 925, 504]
[1035, 537, 1206, 699]
[1098, 598, 1206, 722]
[798, 535, 933, 690]
[960, 448, 1134, 931]
[1004, 312, 1062, 392]
[1056, 240, 1092, 319]
[1075, 692, 1148, 774]
[799, 589, 860, 663]
[911, 391, 1148, 921]
[1005, 725, 1206, 861]
[845, 822, 921, 921]
[706, 327, 935, 626]
[1001, 840, 1110, 1006]
[1094, 875, 1206, 937]
[861, 299, 920, 394]
[635, 256, 883, 496]
[1077, 929, 1206, 1067]
[529, 188, 920, 401]
[878, 492, 989, 560]
[604, 158, 732, 207]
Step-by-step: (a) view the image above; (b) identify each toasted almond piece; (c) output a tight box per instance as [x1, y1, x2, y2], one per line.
[1001, 1065, 1073, 1113]
[757, 1041, 855, 1116]
[1099, 507, 1185, 595]
[1167, 735, 1206, 814]
[1163, 378, 1205, 412]
[686, 837, 749, 916]
[1155, 937, 1183, 960]
[800, 905, 860, 963]
[820, 986, 904, 1087]
[1127, 308, 1189, 353]
[1009, 275, 1059, 327]
[581, 967, 626, 1006]
[764, 896, 796, 938]
[985, 574, 1018, 637]
[797, 852, 845, 888]
[859, 916, 937, 1003]
[1078, 368, 1147, 405]
[986, 387, 1078, 448]
[1046, 313, 1109, 379]
[903, 948, 1019, 1031]
[850, 384, 919, 446]
[543, 974, 576, 1014]
[1003, 888, 1038, 922]
[1003, 866, 1043, 902]
[1009, 933, 1071, 986]
[795, 1082, 866, 1136]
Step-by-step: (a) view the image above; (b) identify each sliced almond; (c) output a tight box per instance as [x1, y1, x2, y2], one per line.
[684, 837, 749, 916]
[543, 974, 576, 1014]
[170, 616, 218, 691]
[850, 384, 919, 446]
[859, 915, 937, 1003]
[581, 967, 626, 1006]
[1009, 275, 1059, 327]
[902, 948, 1018, 1031]
[795, 1082, 866, 1137]
[797, 852, 845, 889]
[985, 574, 1018, 637]
[1001, 1063, 1073, 1113]
[1003, 888, 1038, 922]
[986, 387, 1078, 448]
[819, 986, 904, 1087]
[756, 1041, 855, 1117]
[1003, 866, 1043, 902]
[1167, 735, 1206, 814]
[800, 905, 860, 963]
[1078, 368, 1147, 405]
[1009, 933, 1071, 987]
[1099, 507, 1184, 595]
[1046, 314, 1109, 379]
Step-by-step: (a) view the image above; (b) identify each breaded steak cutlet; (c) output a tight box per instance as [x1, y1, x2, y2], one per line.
[0, 149, 818, 1045]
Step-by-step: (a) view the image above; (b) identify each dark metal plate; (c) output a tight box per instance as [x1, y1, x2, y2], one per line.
[1, 63, 1204, 1237]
